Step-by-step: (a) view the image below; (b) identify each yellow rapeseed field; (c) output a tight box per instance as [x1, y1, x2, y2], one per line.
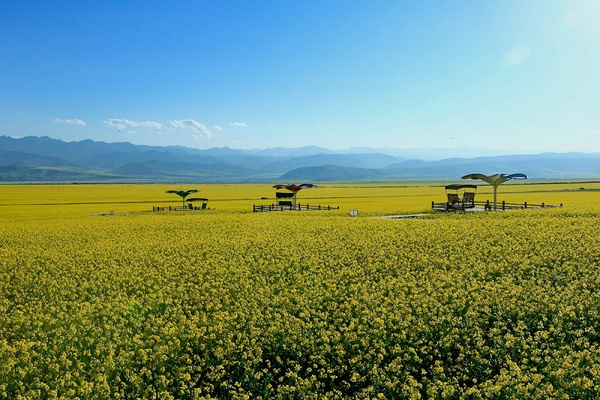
[1, 182, 600, 398]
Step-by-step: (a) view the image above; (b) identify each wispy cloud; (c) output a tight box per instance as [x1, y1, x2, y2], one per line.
[212, 125, 223, 131]
[55, 118, 87, 126]
[104, 119, 129, 130]
[138, 121, 165, 130]
[229, 122, 248, 127]
[170, 119, 212, 138]
[104, 119, 165, 131]
[502, 45, 530, 67]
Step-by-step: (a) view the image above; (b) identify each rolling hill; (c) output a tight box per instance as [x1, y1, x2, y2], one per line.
[1, 135, 599, 182]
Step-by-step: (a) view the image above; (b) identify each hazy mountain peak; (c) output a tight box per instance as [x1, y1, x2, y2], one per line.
[1, 135, 599, 182]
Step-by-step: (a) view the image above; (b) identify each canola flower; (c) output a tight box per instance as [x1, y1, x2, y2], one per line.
[0, 183, 600, 398]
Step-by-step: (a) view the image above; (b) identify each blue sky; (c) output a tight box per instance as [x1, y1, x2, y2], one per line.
[1, 1, 599, 153]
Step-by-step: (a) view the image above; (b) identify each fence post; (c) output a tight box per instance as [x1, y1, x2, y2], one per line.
[524, 201, 527, 209]
[542, 202, 545, 208]
[502, 201, 505, 211]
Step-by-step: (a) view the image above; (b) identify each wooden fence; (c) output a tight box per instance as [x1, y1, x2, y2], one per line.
[253, 203, 339, 213]
[432, 200, 563, 212]
[152, 205, 207, 211]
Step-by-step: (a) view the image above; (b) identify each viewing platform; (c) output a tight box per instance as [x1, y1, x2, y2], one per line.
[432, 199, 563, 212]
[431, 181, 562, 212]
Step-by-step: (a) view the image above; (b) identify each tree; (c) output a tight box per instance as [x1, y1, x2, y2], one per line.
[165, 189, 199, 209]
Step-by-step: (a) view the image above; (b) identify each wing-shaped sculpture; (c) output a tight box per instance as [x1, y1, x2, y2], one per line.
[272, 183, 318, 193]
[298, 183, 318, 190]
[272, 183, 317, 207]
[166, 189, 199, 196]
[462, 173, 527, 186]
[165, 189, 200, 208]
[462, 173, 527, 209]
[461, 173, 487, 180]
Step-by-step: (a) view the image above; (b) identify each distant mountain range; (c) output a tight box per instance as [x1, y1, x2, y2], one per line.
[1, 135, 599, 182]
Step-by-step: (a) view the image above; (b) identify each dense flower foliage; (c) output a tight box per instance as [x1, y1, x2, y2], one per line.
[1, 183, 599, 398]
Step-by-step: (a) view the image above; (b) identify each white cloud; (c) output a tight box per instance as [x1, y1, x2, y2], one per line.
[137, 121, 165, 130]
[229, 122, 248, 127]
[502, 45, 531, 67]
[55, 118, 87, 126]
[104, 118, 165, 131]
[212, 125, 223, 131]
[170, 119, 212, 138]
[104, 119, 128, 130]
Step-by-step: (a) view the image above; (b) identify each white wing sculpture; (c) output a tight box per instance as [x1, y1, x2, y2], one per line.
[462, 173, 527, 210]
